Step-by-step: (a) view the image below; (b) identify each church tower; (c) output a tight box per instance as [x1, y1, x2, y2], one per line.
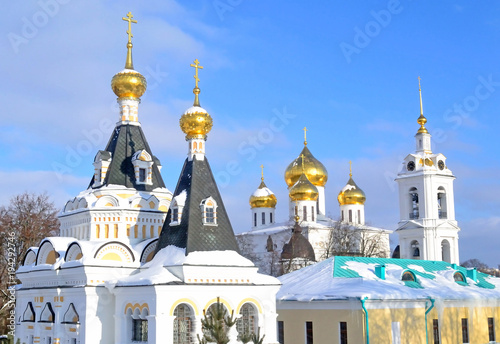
[58, 12, 172, 245]
[395, 78, 460, 264]
[338, 162, 366, 225]
[249, 166, 277, 229]
[284, 128, 328, 222]
[156, 59, 240, 254]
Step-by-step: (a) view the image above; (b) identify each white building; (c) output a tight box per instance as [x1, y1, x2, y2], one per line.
[394, 80, 461, 264]
[15, 13, 280, 344]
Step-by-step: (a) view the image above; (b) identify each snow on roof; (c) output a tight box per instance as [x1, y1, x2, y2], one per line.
[174, 189, 187, 206]
[277, 256, 500, 301]
[184, 106, 208, 115]
[252, 187, 274, 197]
[108, 246, 268, 289]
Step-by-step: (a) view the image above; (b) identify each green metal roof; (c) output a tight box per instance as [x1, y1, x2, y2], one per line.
[332, 256, 495, 289]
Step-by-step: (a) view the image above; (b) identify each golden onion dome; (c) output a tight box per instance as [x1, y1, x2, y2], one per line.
[285, 146, 328, 187]
[111, 68, 147, 99]
[338, 176, 366, 205]
[249, 180, 277, 208]
[179, 97, 213, 140]
[180, 60, 213, 140]
[289, 173, 319, 201]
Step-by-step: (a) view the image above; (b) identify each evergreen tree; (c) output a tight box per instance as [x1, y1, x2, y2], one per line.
[197, 298, 236, 344]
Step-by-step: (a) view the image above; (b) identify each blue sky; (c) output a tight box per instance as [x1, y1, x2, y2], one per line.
[2, 1, 499, 266]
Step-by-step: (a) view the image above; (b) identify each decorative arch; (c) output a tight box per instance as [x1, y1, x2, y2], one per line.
[124, 303, 149, 315]
[22, 302, 35, 322]
[63, 198, 77, 212]
[236, 298, 263, 314]
[39, 303, 55, 323]
[94, 241, 135, 263]
[95, 195, 120, 208]
[77, 198, 88, 209]
[62, 303, 79, 324]
[65, 242, 83, 262]
[132, 149, 152, 162]
[22, 249, 37, 266]
[169, 299, 199, 316]
[140, 239, 158, 264]
[203, 297, 232, 314]
[36, 240, 59, 265]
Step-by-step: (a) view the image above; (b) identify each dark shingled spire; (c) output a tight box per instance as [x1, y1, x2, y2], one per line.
[281, 221, 315, 261]
[156, 157, 240, 254]
[89, 124, 166, 191]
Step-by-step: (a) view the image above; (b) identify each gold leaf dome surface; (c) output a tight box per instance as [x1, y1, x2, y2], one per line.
[337, 177, 366, 205]
[285, 146, 328, 187]
[289, 173, 319, 201]
[179, 104, 213, 140]
[249, 181, 277, 208]
[111, 69, 147, 99]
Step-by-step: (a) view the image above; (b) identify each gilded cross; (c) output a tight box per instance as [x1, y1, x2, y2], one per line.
[418, 76, 421, 91]
[349, 161, 352, 177]
[190, 59, 204, 88]
[122, 12, 137, 43]
[260, 164, 264, 180]
[303, 126, 308, 145]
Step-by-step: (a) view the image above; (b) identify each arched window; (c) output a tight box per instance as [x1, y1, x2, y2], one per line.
[454, 272, 466, 283]
[200, 197, 217, 225]
[441, 239, 451, 263]
[410, 240, 420, 258]
[130, 307, 148, 342]
[402, 270, 416, 282]
[237, 304, 257, 341]
[193, 142, 198, 150]
[40, 303, 55, 323]
[173, 304, 193, 344]
[22, 302, 35, 322]
[62, 303, 79, 324]
[437, 187, 447, 219]
[409, 187, 419, 219]
[348, 210, 352, 223]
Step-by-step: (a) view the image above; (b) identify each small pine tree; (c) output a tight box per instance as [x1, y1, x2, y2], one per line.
[251, 328, 265, 344]
[197, 298, 236, 344]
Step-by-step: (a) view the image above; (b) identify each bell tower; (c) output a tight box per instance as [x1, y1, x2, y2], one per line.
[395, 78, 460, 264]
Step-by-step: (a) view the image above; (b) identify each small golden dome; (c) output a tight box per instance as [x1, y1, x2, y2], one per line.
[111, 68, 147, 99]
[338, 176, 366, 205]
[179, 102, 213, 140]
[285, 146, 328, 187]
[289, 173, 319, 201]
[249, 180, 277, 208]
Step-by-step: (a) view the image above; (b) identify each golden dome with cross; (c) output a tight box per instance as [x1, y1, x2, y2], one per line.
[111, 12, 147, 99]
[249, 165, 278, 208]
[284, 127, 328, 187]
[179, 59, 214, 140]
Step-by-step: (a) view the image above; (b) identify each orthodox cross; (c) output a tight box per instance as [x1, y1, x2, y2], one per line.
[349, 161, 352, 177]
[260, 164, 264, 181]
[303, 126, 308, 145]
[190, 59, 204, 88]
[122, 12, 137, 44]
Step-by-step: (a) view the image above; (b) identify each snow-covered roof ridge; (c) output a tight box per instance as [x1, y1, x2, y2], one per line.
[277, 256, 500, 301]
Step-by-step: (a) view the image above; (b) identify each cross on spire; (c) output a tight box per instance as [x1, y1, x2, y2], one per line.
[122, 12, 137, 44]
[303, 126, 308, 146]
[260, 164, 264, 181]
[190, 59, 204, 88]
[349, 161, 352, 177]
